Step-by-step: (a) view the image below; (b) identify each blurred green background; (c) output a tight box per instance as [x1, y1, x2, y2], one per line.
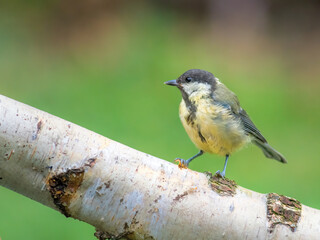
[1, 1, 320, 239]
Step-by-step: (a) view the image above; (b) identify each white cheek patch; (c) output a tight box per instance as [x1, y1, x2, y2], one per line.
[183, 82, 211, 97]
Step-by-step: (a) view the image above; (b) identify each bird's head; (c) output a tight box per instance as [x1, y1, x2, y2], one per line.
[165, 69, 217, 98]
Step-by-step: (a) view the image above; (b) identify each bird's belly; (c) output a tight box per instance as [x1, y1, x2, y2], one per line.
[180, 102, 250, 156]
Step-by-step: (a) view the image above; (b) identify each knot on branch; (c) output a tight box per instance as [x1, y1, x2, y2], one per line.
[205, 171, 237, 196]
[47, 157, 97, 217]
[267, 193, 302, 233]
[48, 168, 85, 217]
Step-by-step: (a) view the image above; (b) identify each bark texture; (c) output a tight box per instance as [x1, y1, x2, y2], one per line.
[0, 94, 319, 240]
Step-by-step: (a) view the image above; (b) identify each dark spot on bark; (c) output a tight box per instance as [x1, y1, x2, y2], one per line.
[0, 177, 2, 180]
[173, 191, 189, 202]
[148, 207, 159, 214]
[84, 157, 97, 168]
[47, 168, 85, 217]
[124, 222, 129, 230]
[96, 184, 103, 192]
[37, 120, 43, 133]
[266, 193, 302, 233]
[172, 187, 198, 205]
[154, 195, 162, 203]
[104, 180, 111, 188]
[120, 198, 124, 203]
[132, 210, 139, 224]
[32, 120, 43, 140]
[205, 171, 237, 197]
[68, 124, 71, 129]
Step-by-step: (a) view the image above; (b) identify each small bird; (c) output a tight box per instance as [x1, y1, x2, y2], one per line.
[165, 69, 286, 177]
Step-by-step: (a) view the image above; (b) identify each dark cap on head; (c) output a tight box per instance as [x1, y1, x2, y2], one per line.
[177, 69, 216, 87]
[165, 69, 217, 93]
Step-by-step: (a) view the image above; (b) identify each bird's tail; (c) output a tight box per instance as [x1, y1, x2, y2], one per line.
[253, 140, 287, 163]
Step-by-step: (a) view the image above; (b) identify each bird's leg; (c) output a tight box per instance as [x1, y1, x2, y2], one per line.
[216, 154, 229, 178]
[175, 150, 204, 169]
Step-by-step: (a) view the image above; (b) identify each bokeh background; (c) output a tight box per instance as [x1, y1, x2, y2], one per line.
[1, 0, 320, 239]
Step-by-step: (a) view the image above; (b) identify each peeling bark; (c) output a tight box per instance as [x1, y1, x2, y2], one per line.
[0, 94, 320, 240]
[48, 168, 86, 217]
[266, 193, 302, 233]
[206, 171, 237, 196]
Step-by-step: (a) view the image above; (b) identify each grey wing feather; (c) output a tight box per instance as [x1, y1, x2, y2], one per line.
[237, 108, 267, 143]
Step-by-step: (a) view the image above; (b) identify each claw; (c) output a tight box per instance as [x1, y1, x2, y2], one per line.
[174, 158, 188, 169]
[215, 170, 225, 178]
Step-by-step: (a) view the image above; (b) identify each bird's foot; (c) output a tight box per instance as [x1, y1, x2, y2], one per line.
[174, 158, 189, 169]
[215, 170, 226, 178]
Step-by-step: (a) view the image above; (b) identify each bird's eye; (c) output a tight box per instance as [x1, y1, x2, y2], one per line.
[185, 77, 192, 83]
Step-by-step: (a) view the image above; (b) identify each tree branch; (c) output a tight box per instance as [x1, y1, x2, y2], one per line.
[0, 94, 319, 239]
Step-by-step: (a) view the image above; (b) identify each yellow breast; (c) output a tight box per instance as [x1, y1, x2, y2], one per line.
[179, 99, 250, 156]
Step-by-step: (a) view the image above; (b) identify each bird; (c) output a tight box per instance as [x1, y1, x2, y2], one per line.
[165, 69, 286, 177]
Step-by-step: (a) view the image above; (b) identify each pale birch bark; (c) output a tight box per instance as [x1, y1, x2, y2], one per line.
[0, 94, 319, 240]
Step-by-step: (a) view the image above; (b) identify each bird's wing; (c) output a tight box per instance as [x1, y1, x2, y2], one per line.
[212, 81, 267, 143]
[212, 81, 241, 113]
[237, 108, 267, 143]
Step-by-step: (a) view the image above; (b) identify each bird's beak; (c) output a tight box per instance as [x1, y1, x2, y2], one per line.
[164, 79, 178, 86]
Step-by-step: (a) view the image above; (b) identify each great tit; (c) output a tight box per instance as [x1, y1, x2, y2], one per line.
[165, 69, 286, 177]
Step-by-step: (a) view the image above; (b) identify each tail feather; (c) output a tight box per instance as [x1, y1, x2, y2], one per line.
[253, 140, 287, 163]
